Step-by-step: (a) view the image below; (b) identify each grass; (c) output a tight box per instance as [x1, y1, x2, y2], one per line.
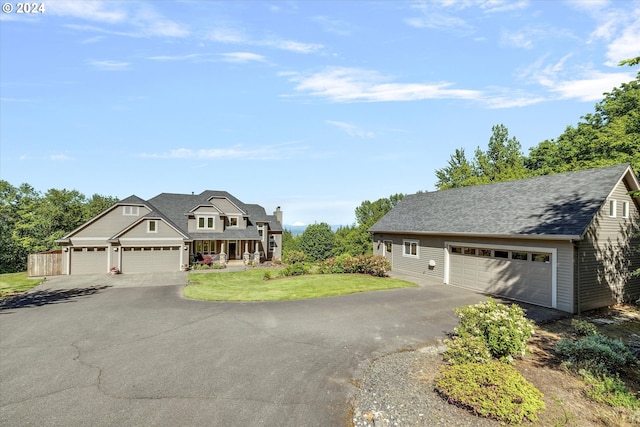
[184, 269, 417, 301]
[0, 272, 44, 297]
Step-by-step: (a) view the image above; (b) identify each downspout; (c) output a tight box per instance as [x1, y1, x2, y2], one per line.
[573, 240, 581, 315]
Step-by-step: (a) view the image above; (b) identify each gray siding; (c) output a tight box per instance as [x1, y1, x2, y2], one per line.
[74, 205, 151, 238]
[576, 179, 640, 311]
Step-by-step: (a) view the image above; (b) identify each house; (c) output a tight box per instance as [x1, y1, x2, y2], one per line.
[56, 191, 283, 275]
[369, 164, 640, 313]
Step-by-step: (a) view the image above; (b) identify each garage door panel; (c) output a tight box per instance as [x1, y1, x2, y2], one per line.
[121, 247, 180, 273]
[450, 249, 552, 307]
[71, 248, 108, 274]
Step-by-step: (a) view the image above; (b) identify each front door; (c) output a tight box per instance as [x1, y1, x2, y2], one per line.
[228, 242, 236, 260]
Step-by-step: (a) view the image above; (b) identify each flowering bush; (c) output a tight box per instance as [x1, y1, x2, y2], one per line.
[317, 254, 390, 277]
[443, 331, 492, 364]
[110, 266, 119, 274]
[283, 250, 306, 265]
[452, 298, 535, 362]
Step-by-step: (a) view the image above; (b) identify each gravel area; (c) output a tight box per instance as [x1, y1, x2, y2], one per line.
[350, 344, 500, 427]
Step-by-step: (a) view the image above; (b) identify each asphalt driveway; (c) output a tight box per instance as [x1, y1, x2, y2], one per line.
[1, 273, 492, 426]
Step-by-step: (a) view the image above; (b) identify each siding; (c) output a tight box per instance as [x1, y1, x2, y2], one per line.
[576, 179, 640, 311]
[73, 205, 151, 238]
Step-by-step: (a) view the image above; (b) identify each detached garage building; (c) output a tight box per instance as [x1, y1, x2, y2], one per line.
[369, 164, 640, 313]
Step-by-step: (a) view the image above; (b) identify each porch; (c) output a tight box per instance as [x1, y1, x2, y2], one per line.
[191, 239, 265, 264]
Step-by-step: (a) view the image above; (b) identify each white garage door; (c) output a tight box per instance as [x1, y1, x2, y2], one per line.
[71, 247, 108, 274]
[449, 245, 552, 307]
[121, 247, 181, 273]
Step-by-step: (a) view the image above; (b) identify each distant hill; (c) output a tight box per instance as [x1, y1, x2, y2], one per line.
[284, 224, 344, 237]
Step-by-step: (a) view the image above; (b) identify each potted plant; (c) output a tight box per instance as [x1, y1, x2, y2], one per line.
[110, 266, 120, 275]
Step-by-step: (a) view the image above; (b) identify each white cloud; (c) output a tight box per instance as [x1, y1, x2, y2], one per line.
[89, 60, 130, 71]
[147, 53, 206, 61]
[207, 27, 322, 54]
[137, 143, 307, 160]
[549, 71, 636, 101]
[47, 1, 126, 23]
[220, 52, 266, 63]
[284, 67, 481, 103]
[312, 16, 354, 36]
[52, 1, 188, 38]
[49, 154, 73, 161]
[325, 120, 375, 138]
[604, 10, 640, 66]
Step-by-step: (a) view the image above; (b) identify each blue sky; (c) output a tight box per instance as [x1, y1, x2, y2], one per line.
[1, 1, 638, 226]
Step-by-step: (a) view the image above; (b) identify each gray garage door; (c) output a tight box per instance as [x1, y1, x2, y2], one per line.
[71, 247, 108, 274]
[449, 246, 552, 307]
[121, 247, 181, 273]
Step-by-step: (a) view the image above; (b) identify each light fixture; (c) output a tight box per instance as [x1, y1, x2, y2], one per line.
[63, 247, 69, 252]
[114, 247, 119, 252]
[428, 259, 436, 267]
[183, 246, 188, 250]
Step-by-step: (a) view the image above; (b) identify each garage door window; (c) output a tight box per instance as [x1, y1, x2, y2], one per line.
[478, 249, 492, 257]
[494, 250, 509, 259]
[511, 251, 528, 261]
[532, 253, 551, 263]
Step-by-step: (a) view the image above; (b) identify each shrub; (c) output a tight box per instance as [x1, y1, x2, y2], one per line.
[453, 298, 535, 362]
[283, 250, 306, 265]
[317, 254, 390, 277]
[554, 334, 636, 376]
[280, 263, 309, 277]
[435, 361, 545, 424]
[263, 271, 272, 281]
[571, 319, 597, 336]
[443, 331, 492, 364]
[580, 370, 640, 409]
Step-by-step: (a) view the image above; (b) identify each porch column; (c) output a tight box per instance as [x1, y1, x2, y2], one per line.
[254, 242, 261, 265]
[243, 242, 250, 265]
[219, 242, 226, 264]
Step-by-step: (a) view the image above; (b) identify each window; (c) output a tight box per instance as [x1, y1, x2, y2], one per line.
[532, 253, 551, 263]
[258, 225, 264, 237]
[123, 206, 139, 216]
[269, 235, 276, 252]
[478, 249, 491, 257]
[403, 240, 419, 258]
[147, 220, 157, 233]
[622, 201, 629, 218]
[511, 251, 528, 261]
[463, 247, 476, 256]
[227, 217, 238, 227]
[385, 241, 392, 252]
[197, 216, 215, 230]
[494, 250, 509, 259]
[609, 200, 617, 218]
[450, 246, 462, 254]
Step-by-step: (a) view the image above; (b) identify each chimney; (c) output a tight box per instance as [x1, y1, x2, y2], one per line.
[274, 206, 283, 225]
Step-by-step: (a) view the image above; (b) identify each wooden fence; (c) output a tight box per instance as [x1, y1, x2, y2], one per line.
[27, 250, 63, 277]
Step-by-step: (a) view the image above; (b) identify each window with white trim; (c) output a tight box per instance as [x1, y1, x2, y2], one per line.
[609, 200, 617, 218]
[622, 201, 629, 218]
[123, 206, 139, 216]
[147, 220, 157, 233]
[197, 216, 215, 230]
[227, 217, 239, 227]
[403, 240, 419, 258]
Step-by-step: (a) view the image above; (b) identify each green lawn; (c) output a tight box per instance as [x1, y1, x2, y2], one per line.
[0, 272, 44, 297]
[184, 269, 417, 301]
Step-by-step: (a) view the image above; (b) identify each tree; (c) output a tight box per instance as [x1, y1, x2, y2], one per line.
[298, 222, 335, 262]
[435, 148, 475, 190]
[281, 229, 300, 258]
[435, 124, 528, 190]
[354, 193, 404, 228]
[333, 224, 372, 256]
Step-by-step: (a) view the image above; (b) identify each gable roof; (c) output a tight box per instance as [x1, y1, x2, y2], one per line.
[369, 164, 638, 240]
